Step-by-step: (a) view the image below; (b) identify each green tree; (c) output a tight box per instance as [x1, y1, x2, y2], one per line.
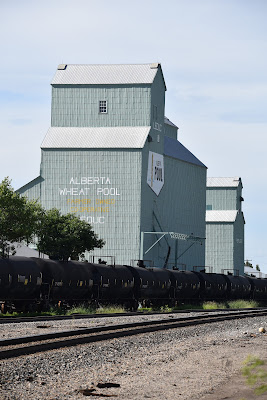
[0, 178, 44, 257]
[37, 208, 105, 261]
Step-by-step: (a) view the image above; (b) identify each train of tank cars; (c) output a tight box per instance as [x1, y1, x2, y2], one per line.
[0, 256, 267, 313]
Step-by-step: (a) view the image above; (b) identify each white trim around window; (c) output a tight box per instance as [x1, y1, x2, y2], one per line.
[99, 100, 107, 114]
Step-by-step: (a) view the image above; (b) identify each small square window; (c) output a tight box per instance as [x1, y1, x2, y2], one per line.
[206, 205, 212, 210]
[99, 100, 107, 114]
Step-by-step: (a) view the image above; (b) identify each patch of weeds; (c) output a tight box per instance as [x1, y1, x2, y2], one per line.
[66, 304, 126, 315]
[138, 307, 152, 312]
[96, 305, 126, 314]
[173, 303, 202, 310]
[151, 305, 173, 312]
[0, 310, 60, 317]
[228, 300, 259, 309]
[202, 301, 227, 310]
[160, 305, 173, 312]
[66, 305, 96, 315]
[242, 355, 267, 396]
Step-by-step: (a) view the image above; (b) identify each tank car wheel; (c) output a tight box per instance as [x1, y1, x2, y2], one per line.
[130, 300, 139, 312]
[56, 300, 67, 313]
[27, 303, 37, 313]
[168, 299, 175, 308]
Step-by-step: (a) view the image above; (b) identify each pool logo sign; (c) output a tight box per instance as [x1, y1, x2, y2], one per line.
[147, 151, 164, 196]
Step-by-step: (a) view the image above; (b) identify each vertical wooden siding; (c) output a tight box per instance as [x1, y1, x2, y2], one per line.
[51, 85, 151, 127]
[40, 149, 142, 265]
[140, 145, 207, 269]
[206, 182, 243, 211]
[205, 223, 234, 273]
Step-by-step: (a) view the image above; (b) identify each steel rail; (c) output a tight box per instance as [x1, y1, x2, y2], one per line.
[0, 309, 267, 361]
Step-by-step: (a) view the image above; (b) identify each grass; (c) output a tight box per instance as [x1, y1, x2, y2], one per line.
[176, 299, 260, 310]
[0, 299, 262, 318]
[0, 304, 127, 317]
[202, 301, 228, 309]
[62, 304, 126, 315]
[95, 305, 126, 314]
[65, 305, 96, 315]
[138, 307, 153, 312]
[63, 300, 261, 313]
[228, 299, 259, 309]
[174, 303, 204, 310]
[138, 300, 260, 312]
[0, 310, 55, 318]
[242, 355, 267, 396]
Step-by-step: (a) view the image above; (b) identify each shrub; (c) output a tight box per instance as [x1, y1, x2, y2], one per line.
[242, 355, 267, 396]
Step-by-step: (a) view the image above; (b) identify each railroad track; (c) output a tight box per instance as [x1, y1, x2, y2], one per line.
[0, 307, 265, 324]
[0, 312, 139, 324]
[0, 309, 267, 361]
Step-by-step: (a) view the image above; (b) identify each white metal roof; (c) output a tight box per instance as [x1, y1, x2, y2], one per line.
[207, 177, 241, 187]
[51, 64, 162, 86]
[244, 266, 267, 278]
[206, 210, 238, 222]
[12, 243, 49, 258]
[41, 127, 150, 149]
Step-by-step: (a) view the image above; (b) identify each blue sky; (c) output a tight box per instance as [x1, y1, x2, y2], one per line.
[1, 0, 266, 272]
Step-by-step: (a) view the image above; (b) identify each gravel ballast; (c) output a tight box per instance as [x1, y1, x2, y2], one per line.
[0, 314, 267, 399]
[0, 313, 200, 340]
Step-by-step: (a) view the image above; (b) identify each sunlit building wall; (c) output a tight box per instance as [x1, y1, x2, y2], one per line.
[18, 63, 207, 268]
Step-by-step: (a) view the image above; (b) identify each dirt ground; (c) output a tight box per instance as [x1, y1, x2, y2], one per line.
[200, 371, 267, 400]
[1, 316, 267, 399]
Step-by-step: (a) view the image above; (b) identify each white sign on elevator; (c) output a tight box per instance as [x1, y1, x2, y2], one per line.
[147, 151, 164, 196]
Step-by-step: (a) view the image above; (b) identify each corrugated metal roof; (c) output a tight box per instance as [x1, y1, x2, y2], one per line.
[12, 243, 49, 258]
[164, 136, 206, 168]
[206, 210, 238, 222]
[51, 64, 162, 85]
[164, 116, 178, 128]
[207, 177, 241, 187]
[244, 266, 267, 278]
[41, 127, 150, 149]
[17, 175, 43, 193]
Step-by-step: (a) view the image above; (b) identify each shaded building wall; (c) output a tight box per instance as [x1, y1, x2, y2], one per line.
[140, 151, 206, 269]
[149, 69, 166, 153]
[164, 123, 177, 140]
[233, 212, 245, 274]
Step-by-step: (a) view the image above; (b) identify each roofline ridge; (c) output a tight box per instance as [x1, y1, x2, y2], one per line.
[57, 63, 159, 67]
[207, 176, 240, 179]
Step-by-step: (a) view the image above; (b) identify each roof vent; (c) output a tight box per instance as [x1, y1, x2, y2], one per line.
[150, 63, 160, 69]
[58, 64, 67, 70]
